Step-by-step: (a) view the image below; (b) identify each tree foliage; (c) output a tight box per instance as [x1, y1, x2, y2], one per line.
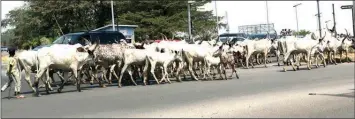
[1, 0, 224, 48]
[293, 29, 311, 36]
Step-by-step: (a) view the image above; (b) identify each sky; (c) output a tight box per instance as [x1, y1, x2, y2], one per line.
[1, 1, 354, 35]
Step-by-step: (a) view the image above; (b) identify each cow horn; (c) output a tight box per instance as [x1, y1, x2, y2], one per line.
[83, 38, 91, 45]
[326, 23, 330, 31]
[345, 29, 350, 37]
[342, 29, 350, 42]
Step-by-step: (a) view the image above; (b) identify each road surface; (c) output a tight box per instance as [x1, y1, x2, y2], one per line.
[1, 62, 354, 118]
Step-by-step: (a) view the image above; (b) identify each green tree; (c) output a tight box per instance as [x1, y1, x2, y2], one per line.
[293, 29, 311, 36]
[1, 0, 224, 48]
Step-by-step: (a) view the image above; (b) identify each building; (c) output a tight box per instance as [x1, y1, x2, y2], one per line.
[92, 24, 138, 43]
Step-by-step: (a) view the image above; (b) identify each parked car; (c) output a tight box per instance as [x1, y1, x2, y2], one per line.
[1, 46, 8, 52]
[33, 31, 126, 51]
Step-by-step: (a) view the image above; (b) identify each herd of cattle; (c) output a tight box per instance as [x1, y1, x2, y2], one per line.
[9, 27, 355, 97]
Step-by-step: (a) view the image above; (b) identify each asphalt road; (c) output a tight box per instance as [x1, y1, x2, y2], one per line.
[1, 61, 354, 118]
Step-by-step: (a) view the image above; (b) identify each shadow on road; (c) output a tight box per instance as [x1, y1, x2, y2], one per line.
[277, 65, 326, 72]
[309, 90, 355, 99]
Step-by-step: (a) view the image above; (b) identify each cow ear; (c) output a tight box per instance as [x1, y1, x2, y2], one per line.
[77, 47, 86, 52]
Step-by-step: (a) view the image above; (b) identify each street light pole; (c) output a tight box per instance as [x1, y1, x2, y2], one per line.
[215, 1, 219, 36]
[111, 0, 115, 31]
[316, 0, 322, 37]
[293, 3, 302, 36]
[266, 1, 270, 39]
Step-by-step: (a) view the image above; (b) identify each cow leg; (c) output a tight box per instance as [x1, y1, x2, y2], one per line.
[70, 68, 81, 92]
[306, 52, 312, 70]
[317, 54, 321, 67]
[318, 52, 327, 67]
[186, 57, 199, 81]
[222, 63, 228, 80]
[108, 65, 115, 84]
[118, 64, 129, 88]
[332, 50, 337, 65]
[143, 59, 150, 86]
[256, 54, 261, 65]
[174, 61, 182, 82]
[264, 52, 268, 68]
[250, 56, 255, 68]
[33, 66, 49, 97]
[230, 63, 238, 79]
[126, 66, 138, 86]
[276, 50, 280, 66]
[339, 51, 343, 63]
[163, 64, 172, 84]
[24, 70, 36, 93]
[282, 51, 292, 72]
[149, 61, 160, 84]
[245, 54, 251, 69]
[217, 64, 224, 80]
[345, 50, 350, 63]
[111, 65, 120, 84]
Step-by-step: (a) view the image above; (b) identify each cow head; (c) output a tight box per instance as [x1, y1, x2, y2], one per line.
[213, 44, 226, 57]
[270, 38, 278, 50]
[351, 37, 355, 49]
[134, 42, 145, 49]
[80, 38, 99, 60]
[173, 50, 183, 62]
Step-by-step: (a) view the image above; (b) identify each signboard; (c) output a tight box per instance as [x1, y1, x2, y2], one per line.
[341, 5, 353, 9]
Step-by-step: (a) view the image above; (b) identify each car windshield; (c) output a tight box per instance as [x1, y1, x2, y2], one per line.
[52, 34, 82, 44]
[52, 35, 65, 44]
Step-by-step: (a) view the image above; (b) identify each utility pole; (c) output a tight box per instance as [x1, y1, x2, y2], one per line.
[316, 0, 322, 37]
[332, 4, 337, 35]
[225, 11, 230, 34]
[266, 1, 270, 39]
[111, 0, 115, 31]
[187, 1, 193, 42]
[293, 3, 302, 37]
[315, 13, 322, 30]
[225, 11, 230, 41]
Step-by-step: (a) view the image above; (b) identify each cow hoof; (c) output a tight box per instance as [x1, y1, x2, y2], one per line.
[33, 93, 41, 97]
[307, 67, 311, 70]
[57, 89, 62, 93]
[101, 85, 106, 88]
[296, 66, 300, 70]
[283, 68, 287, 72]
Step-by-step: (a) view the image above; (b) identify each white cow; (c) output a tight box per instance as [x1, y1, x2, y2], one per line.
[282, 32, 327, 71]
[32, 42, 98, 97]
